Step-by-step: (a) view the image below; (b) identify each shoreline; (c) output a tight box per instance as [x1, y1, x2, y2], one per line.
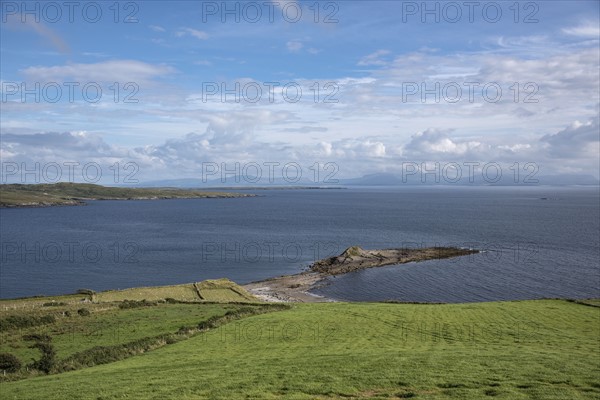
[0, 195, 256, 209]
[0, 182, 256, 208]
[243, 246, 479, 303]
[0, 246, 478, 303]
[244, 272, 330, 303]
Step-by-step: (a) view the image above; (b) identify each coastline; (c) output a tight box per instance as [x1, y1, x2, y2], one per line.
[0, 195, 256, 209]
[243, 246, 479, 303]
[0, 182, 256, 208]
[0, 246, 478, 303]
[244, 272, 330, 303]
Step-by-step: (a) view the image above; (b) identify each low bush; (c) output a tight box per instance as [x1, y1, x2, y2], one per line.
[22, 333, 51, 342]
[0, 353, 22, 373]
[76, 289, 96, 295]
[29, 342, 56, 373]
[118, 300, 158, 309]
[22, 334, 56, 374]
[42, 302, 67, 307]
[77, 308, 91, 316]
[0, 315, 56, 330]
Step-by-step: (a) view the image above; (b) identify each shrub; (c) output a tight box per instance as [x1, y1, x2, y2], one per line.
[22, 334, 56, 374]
[165, 336, 178, 345]
[77, 308, 91, 316]
[59, 334, 172, 371]
[0, 314, 56, 330]
[29, 342, 56, 373]
[0, 353, 22, 373]
[76, 289, 96, 295]
[23, 333, 51, 342]
[197, 315, 223, 330]
[42, 302, 67, 307]
[177, 326, 193, 334]
[66, 345, 124, 367]
[118, 300, 158, 309]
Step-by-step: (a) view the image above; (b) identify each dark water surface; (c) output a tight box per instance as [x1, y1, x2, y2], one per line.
[1, 187, 598, 302]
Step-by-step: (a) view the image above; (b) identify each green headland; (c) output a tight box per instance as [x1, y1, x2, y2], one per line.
[0, 182, 254, 208]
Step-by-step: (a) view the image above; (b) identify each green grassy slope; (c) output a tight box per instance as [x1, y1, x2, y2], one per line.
[196, 278, 258, 302]
[0, 278, 258, 305]
[95, 279, 257, 303]
[0, 303, 238, 363]
[2, 299, 599, 399]
[95, 284, 202, 303]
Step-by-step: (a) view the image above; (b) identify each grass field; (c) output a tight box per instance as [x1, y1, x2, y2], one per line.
[95, 284, 201, 303]
[0, 278, 258, 307]
[0, 279, 272, 385]
[95, 279, 257, 303]
[1, 299, 598, 399]
[0, 303, 242, 363]
[0, 294, 90, 310]
[196, 279, 258, 302]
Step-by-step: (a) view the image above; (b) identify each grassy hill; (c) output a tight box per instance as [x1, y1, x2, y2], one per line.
[0, 279, 258, 307]
[1, 299, 598, 399]
[0, 280, 281, 385]
[0, 182, 252, 207]
[94, 279, 256, 303]
[0, 302, 244, 366]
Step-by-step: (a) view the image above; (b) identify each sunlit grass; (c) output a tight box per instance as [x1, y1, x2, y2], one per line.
[2, 299, 598, 399]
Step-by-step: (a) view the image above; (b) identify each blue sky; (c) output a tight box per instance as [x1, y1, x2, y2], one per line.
[1, 1, 599, 183]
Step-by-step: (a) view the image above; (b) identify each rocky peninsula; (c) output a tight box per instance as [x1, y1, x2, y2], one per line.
[244, 246, 478, 302]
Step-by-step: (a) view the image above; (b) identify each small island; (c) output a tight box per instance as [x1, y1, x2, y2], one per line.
[0, 182, 255, 208]
[244, 245, 478, 302]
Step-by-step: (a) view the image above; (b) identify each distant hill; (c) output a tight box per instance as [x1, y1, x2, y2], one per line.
[0, 182, 253, 208]
[142, 173, 599, 188]
[337, 173, 600, 186]
[142, 176, 336, 188]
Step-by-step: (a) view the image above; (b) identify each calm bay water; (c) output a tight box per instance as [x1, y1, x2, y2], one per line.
[1, 187, 599, 302]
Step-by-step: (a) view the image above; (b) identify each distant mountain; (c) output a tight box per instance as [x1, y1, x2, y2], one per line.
[142, 176, 328, 188]
[141, 173, 599, 188]
[339, 173, 600, 186]
[336, 173, 404, 186]
[533, 174, 600, 186]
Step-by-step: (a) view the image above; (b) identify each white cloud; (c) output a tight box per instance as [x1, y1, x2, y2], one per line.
[149, 25, 166, 32]
[404, 129, 484, 156]
[286, 41, 304, 52]
[21, 60, 175, 83]
[313, 138, 386, 158]
[82, 52, 109, 58]
[358, 50, 391, 66]
[175, 28, 209, 40]
[0, 131, 129, 168]
[2, 110, 599, 182]
[541, 115, 600, 158]
[4, 20, 599, 181]
[562, 21, 600, 38]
